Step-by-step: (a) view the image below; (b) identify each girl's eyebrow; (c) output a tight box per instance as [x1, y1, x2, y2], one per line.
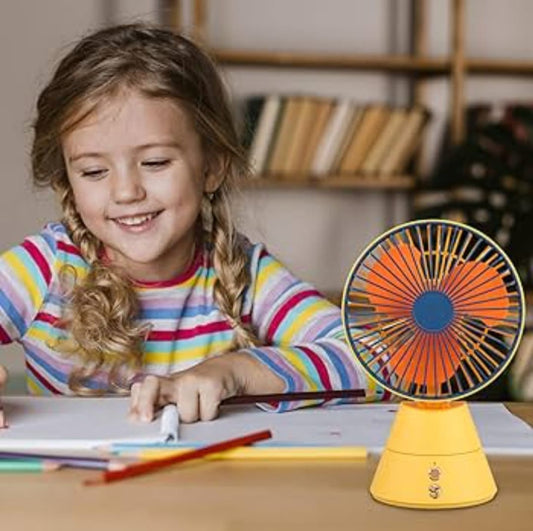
[68, 142, 182, 163]
[134, 142, 182, 151]
[68, 152, 104, 163]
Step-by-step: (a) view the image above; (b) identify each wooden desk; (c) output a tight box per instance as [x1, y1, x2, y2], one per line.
[2, 403, 533, 531]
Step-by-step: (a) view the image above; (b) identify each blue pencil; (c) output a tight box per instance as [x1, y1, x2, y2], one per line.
[108, 441, 347, 452]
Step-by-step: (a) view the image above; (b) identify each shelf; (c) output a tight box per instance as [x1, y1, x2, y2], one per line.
[213, 49, 448, 74]
[246, 175, 416, 190]
[213, 49, 533, 77]
[468, 58, 533, 77]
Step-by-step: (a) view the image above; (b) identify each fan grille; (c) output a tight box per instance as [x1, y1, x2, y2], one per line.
[342, 220, 525, 401]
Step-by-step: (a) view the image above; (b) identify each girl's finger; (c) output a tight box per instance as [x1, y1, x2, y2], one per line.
[0, 366, 8, 428]
[175, 383, 200, 423]
[133, 375, 161, 422]
[198, 380, 228, 421]
[0, 365, 8, 387]
[198, 390, 220, 421]
[128, 382, 142, 419]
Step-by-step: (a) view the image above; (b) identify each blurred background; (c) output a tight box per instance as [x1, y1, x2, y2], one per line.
[1, 0, 532, 398]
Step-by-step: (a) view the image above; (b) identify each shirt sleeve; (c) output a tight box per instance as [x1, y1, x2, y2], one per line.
[0, 230, 57, 343]
[241, 243, 388, 412]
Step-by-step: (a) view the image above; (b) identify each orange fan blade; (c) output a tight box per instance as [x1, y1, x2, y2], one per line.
[446, 261, 509, 326]
[366, 243, 422, 318]
[390, 332, 462, 391]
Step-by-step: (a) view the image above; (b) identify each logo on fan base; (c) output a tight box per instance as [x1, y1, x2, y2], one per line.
[428, 484, 441, 499]
[428, 465, 441, 481]
[428, 464, 442, 498]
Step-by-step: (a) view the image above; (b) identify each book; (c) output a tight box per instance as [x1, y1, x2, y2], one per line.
[282, 97, 323, 176]
[298, 99, 335, 174]
[338, 104, 389, 174]
[310, 99, 356, 177]
[360, 107, 408, 175]
[378, 106, 430, 176]
[329, 106, 364, 174]
[248, 94, 284, 175]
[267, 96, 305, 175]
[241, 95, 265, 151]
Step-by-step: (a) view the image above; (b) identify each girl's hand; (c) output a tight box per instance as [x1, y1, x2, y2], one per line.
[0, 365, 8, 428]
[129, 351, 284, 423]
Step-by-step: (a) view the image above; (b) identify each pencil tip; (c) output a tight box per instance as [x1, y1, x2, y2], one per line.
[108, 462, 128, 471]
[45, 462, 63, 472]
[84, 477, 105, 486]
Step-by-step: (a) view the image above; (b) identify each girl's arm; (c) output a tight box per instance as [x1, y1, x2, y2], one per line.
[0, 226, 59, 417]
[130, 243, 385, 422]
[237, 244, 385, 412]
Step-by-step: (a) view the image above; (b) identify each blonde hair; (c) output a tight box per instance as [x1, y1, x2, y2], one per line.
[31, 24, 259, 393]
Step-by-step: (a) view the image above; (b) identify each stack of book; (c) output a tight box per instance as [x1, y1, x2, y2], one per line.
[240, 94, 430, 181]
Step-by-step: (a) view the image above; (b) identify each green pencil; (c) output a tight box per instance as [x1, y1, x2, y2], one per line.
[0, 460, 61, 473]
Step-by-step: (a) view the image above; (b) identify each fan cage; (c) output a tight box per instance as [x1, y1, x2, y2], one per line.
[341, 219, 525, 401]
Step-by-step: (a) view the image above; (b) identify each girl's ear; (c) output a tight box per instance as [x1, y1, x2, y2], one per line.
[203, 153, 228, 194]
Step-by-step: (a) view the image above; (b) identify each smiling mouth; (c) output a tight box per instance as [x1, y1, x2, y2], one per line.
[112, 210, 163, 227]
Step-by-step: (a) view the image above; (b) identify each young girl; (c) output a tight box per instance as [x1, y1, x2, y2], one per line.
[0, 24, 383, 426]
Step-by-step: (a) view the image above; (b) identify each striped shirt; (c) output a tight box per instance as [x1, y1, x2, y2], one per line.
[0, 222, 383, 410]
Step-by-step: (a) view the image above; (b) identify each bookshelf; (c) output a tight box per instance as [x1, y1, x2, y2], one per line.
[163, 0, 439, 190]
[163, 0, 533, 186]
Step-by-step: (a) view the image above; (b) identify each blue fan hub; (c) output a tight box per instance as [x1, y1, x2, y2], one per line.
[412, 291, 454, 332]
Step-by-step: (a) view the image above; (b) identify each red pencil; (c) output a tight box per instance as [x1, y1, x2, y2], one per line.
[85, 429, 272, 486]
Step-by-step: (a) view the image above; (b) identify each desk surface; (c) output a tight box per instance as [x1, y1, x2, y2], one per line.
[2, 403, 533, 531]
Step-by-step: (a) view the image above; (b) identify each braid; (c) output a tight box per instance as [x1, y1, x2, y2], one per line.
[56, 187, 149, 395]
[210, 192, 261, 349]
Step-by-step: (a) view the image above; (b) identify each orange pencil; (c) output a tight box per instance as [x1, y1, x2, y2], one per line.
[85, 429, 272, 486]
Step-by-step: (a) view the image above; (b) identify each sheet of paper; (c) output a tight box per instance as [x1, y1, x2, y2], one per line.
[0, 396, 165, 450]
[0, 396, 531, 455]
[180, 402, 533, 456]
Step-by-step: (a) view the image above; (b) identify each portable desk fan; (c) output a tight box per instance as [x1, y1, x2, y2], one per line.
[341, 219, 525, 509]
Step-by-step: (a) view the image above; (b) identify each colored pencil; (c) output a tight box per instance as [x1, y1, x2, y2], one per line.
[221, 389, 365, 405]
[135, 446, 368, 461]
[85, 429, 272, 486]
[0, 451, 127, 471]
[0, 460, 61, 472]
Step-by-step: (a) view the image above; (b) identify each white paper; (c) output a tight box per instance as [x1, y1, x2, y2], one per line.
[0, 397, 532, 455]
[0, 396, 166, 450]
[181, 402, 533, 456]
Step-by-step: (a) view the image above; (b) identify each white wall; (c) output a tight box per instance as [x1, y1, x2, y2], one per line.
[1, 0, 532, 389]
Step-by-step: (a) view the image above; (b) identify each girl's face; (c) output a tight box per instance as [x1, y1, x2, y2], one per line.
[62, 89, 219, 281]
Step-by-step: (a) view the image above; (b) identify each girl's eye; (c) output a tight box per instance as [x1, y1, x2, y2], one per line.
[81, 168, 107, 179]
[142, 159, 171, 169]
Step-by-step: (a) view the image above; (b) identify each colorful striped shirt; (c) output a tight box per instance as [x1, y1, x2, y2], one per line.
[0, 222, 384, 410]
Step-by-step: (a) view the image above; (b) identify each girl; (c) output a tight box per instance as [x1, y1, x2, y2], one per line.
[0, 24, 382, 426]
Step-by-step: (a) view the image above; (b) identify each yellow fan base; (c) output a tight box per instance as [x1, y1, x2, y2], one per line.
[371, 401, 496, 509]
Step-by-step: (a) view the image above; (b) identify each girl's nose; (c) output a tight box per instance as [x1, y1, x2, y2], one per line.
[111, 169, 146, 204]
